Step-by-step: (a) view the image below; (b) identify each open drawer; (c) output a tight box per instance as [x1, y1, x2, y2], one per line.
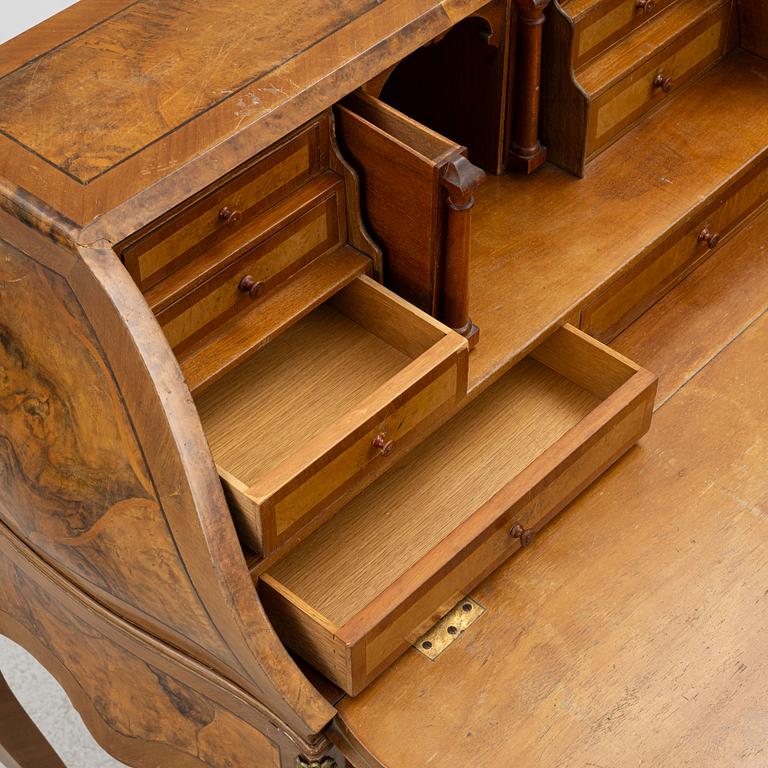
[259, 325, 657, 694]
[195, 275, 468, 556]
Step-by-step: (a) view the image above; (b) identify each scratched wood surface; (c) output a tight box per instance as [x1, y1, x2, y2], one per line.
[334, 215, 768, 768]
[0, 0, 490, 229]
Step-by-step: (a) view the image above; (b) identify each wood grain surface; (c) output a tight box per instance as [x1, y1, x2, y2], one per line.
[199, 304, 410, 484]
[0, 0, 492, 229]
[334, 231, 768, 768]
[0, 519, 349, 768]
[468, 51, 768, 397]
[0, 206, 334, 744]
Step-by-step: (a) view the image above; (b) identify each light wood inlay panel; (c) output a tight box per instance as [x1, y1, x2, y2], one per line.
[589, 11, 727, 154]
[125, 132, 316, 290]
[574, 0, 672, 66]
[581, 154, 768, 341]
[159, 198, 336, 350]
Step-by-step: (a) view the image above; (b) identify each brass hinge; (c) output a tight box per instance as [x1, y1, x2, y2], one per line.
[295, 758, 337, 768]
[413, 596, 486, 660]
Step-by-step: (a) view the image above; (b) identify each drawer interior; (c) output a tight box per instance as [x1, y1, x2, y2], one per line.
[196, 275, 467, 555]
[260, 325, 655, 693]
[198, 304, 410, 486]
[266, 357, 598, 619]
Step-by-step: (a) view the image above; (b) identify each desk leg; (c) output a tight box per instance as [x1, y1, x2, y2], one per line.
[0, 671, 66, 768]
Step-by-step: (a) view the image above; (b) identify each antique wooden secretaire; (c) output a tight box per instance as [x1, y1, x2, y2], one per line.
[0, 1, 767, 766]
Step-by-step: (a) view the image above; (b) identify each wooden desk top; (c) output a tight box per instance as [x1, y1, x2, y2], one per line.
[0, 0, 487, 234]
[335, 197, 768, 768]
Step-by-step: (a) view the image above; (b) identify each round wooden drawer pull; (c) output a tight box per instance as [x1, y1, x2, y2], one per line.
[238, 275, 264, 299]
[218, 205, 242, 224]
[653, 73, 673, 93]
[698, 227, 720, 248]
[510, 522, 535, 548]
[636, 0, 656, 14]
[372, 433, 395, 457]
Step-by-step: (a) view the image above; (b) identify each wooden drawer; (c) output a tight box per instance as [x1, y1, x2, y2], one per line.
[259, 325, 657, 695]
[581, 154, 768, 341]
[120, 114, 327, 292]
[585, 2, 729, 159]
[154, 176, 344, 352]
[195, 275, 468, 557]
[572, 0, 674, 69]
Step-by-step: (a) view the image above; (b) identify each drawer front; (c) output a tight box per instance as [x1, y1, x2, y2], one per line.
[586, 7, 728, 158]
[157, 183, 343, 351]
[269, 355, 463, 544]
[215, 275, 469, 558]
[356, 372, 654, 691]
[260, 326, 657, 694]
[581, 158, 768, 341]
[573, 0, 673, 68]
[122, 115, 327, 291]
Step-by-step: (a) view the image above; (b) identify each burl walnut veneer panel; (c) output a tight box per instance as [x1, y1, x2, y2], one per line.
[0, 0, 493, 232]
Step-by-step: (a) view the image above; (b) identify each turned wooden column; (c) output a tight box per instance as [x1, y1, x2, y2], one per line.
[508, 0, 551, 173]
[440, 155, 486, 348]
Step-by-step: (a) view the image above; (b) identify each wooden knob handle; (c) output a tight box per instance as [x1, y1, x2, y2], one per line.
[218, 205, 242, 224]
[371, 433, 395, 457]
[510, 522, 535, 548]
[238, 275, 263, 299]
[653, 73, 673, 93]
[698, 227, 720, 248]
[636, 0, 655, 14]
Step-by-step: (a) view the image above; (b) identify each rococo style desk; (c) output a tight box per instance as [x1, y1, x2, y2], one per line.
[0, 1, 767, 767]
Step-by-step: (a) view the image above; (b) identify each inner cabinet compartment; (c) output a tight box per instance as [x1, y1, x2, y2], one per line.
[336, 91, 484, 342]
[195, 275, 468, 557]
[364, 0, 513, 174]
[259, 325, 657, 695]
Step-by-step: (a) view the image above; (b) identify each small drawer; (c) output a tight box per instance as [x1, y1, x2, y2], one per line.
[585, 3, 729, 159]
[581, 156, 768, 341]
[195, 275, 469, 556]
[259, 325, 657, 695]
[572, 0, 673, 69]
[120, 114, 328, 292]
[155, 177, 344, 352]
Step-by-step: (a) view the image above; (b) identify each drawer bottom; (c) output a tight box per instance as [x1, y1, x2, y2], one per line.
[260, 326, 657, 695]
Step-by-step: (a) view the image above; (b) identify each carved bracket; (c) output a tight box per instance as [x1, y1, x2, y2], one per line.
[296, 757, 338, 768]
